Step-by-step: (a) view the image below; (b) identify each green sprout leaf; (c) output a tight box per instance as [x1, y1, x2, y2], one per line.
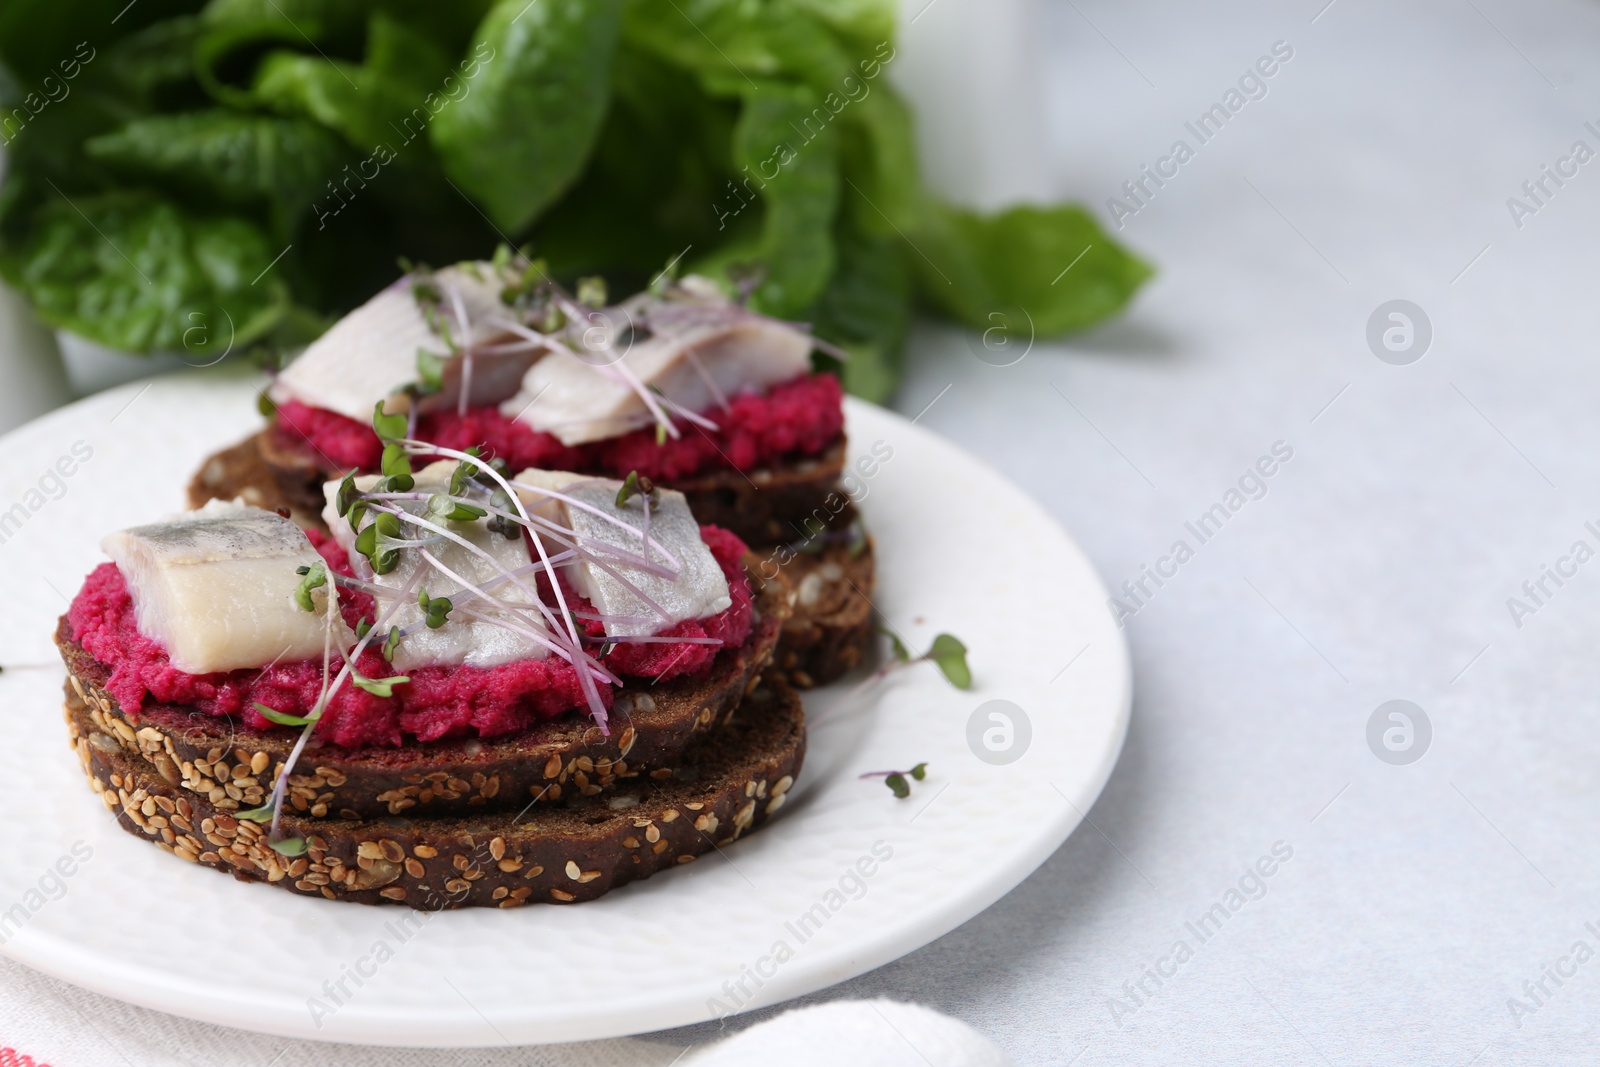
[426, 493, 487, 523]
[925, 634, 971, 690]
[862, 762, 928, 799]
[615, 469, 660, 509]
[372, 401, 408, 442]
[383, 626, 401, 661]
[381, 442, 412, 481]
[253, 701, 313, 727]
[293, 561, 327, 612]
[879, 626, 910, 662]
[418, 590, 453, 629]
[487, 485, 522, 540]
[237, 804, 276, 824]
[269, 836, 308, 857]
[335, 472, 358, 518]
[355, 617, 373, 641]
[449, 450, 481, 496]
[257, 389, 277, 418]
[415, 347, 446, 393]
[352, 672, 411, 698]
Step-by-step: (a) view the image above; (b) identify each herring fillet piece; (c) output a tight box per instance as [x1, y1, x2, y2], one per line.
[272, 264, 519, 422]
[513, 469, 731, 639]
[322, 461, 549, 670]
[500, 276, 814, 446]
[101, 500, 348, 675]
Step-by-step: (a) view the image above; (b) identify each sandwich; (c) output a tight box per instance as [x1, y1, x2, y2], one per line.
[190, 255, 874, 686]
[58, 427, 803, 907]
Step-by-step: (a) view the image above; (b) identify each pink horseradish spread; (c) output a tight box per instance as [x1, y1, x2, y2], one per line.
[273, 372, 844, 481]
[66, 527, 753, 748]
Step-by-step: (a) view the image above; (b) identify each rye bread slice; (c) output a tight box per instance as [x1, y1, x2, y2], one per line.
[54, 558, 789, 821]
[239, 426, 849, 550]
[69, 675, 805, 908]
[191, 430, 879, 687]
[766, 537, 877, 688]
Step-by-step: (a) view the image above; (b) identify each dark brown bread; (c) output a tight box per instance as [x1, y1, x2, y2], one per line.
[249, 426, 337, 514]
[667, 438, 847, 547]
[69, 676, 806, 908]
[766, 537, 877, 688]
[188, 432, 317, 525]
[55, 558, 789, 820]
[191, 430, 879, 686]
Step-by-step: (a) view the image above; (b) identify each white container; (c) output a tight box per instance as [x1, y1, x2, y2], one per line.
[892, 0, 1049, 210]
[55, 331, 190, 397]
[0, 283, 70, 434]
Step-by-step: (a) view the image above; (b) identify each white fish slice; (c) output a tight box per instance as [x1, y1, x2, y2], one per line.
[273, 264, 530, 422]
[102, 500, 349, 675]
[500, 276, 814, 446]
[321, 461, 550, 670]
[513, 469, 731, 639]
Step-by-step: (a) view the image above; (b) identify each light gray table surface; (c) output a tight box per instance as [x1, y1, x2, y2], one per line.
[687, 1, 1600, 1062]
[6, 1, 1600, 1064]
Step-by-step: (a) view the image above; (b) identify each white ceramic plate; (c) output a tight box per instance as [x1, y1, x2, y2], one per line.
[0, 374, 1129, 1046]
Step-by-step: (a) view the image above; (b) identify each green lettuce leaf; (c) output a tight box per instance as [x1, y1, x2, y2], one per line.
[430, 0, 624, 233]
[250, 11, 454, 149]
[0, 191, 291, 352]
[909, 201, 1152, 337]
[806, 217, 909, 403]
[84, 110, 349, 229]
[692, 82, 839, 318]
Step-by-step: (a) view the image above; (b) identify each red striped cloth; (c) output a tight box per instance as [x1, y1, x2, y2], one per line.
[0, 1049, 49, 1067]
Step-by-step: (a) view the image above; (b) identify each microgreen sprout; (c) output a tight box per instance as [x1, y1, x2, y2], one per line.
[426, 493, 488, 523]
[415, 347, 445, 394]
[417, 589, 453, 629]
[352, 671, 411, 698]
[379, 442, 414, 492]
[448, 451, 480, 496]
[293, 561, 327, 612]
[269, 837, 308, 857]
[486, 486, 521, 540]
[876, 630, 971, 690]
[371, 400, 407, 442]
[615, 470, 659, 510]
[253, 701, 313, 727]
[860, 763, 928, 799]
[256, 388, 276, 418]
[383, 625, 401, 660]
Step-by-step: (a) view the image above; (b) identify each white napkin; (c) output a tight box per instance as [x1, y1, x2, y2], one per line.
[0, 955, 1008, 1067]
[684, 1000, 1012, 1067]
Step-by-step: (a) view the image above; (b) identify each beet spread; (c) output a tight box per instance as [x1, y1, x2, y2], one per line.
[67, 526, 752, 749]
[274, 371, 844, 480]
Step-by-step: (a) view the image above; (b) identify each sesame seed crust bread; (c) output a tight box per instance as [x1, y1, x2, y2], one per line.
[70, 676, 806, 908]
[189, 430, 879, 688]
[54, 556, 789, 821]
[766, 537, 877, 689]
